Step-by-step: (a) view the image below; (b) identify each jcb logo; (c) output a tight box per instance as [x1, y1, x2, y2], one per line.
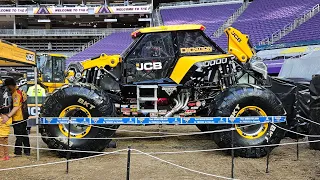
[136, 62, 162, 71]
[231, 31, 241, 42]
[26, 53, 35, 61]
[17, 79, 27, 87]
[78, 98, 96, 110]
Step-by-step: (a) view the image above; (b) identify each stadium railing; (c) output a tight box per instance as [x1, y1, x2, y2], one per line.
[159, 0, 242, 8]
[0, 28, 134, 37]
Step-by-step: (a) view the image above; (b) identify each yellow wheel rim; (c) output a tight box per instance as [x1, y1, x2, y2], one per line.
[58, 105, 92, 138]
[235, 106, 269, 139]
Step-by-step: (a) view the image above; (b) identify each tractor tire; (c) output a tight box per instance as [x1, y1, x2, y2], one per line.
[40, 83, 119, 158]
[207, 84, 286, 158]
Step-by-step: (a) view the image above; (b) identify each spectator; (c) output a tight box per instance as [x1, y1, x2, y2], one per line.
[0, 113, 12, 161]
[2, 78, 30, 156]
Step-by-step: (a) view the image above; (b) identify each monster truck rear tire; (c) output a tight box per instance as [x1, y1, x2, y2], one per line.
[207, 84, 286, 158]
[40, 83, 119, 158]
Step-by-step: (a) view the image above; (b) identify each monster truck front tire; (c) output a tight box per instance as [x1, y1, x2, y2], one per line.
[40, 83, 118, 157]
[207, 84, 286, 158]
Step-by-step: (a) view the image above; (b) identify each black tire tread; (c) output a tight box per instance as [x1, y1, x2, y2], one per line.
[40, 83, 118, 158]
[208, 84, 286, 158]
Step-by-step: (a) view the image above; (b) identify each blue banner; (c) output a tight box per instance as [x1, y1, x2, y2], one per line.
[40, 116, 286, 125]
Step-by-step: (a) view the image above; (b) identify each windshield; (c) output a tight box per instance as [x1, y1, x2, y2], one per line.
[120, 36, 141, 58]
[37, 55, 66, 83]
[37, 55, 47, 72]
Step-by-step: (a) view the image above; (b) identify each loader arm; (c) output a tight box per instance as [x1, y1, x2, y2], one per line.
[225, 27, 256, 63]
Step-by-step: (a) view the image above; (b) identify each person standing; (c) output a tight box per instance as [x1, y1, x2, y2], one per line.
[0, 113, 12, 160]
[2, 78, 30, 156]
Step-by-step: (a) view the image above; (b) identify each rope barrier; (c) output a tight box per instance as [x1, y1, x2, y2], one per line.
[0, 143, 128, 154]
[8, 123, 264, 140]
[8, 127, 236, 140]
[122, 139, 320, 155]
[272, 123, 320, 138]
[297, 115, 320, 126]
[2, 137, 320, 156]
[132, 149, 236, 180]
[0, 149, 127, 172]
[10, 118, 33, 126]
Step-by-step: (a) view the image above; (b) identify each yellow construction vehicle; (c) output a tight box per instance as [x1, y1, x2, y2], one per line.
[0, 40, 68, 115]
[37, 53, 67, 93]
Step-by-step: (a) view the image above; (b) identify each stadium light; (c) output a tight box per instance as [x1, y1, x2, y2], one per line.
[104, 19, 117, 22]
[38, 19, 51, 23]
[138, 18, 151, 22]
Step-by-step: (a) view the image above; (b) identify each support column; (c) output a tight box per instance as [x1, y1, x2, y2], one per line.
[13, 15, 16, 35]
[34, 67, 40, 161]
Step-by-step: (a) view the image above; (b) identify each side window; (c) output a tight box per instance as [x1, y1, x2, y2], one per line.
[52, 57, 65, 83]
[43, 57, 53, 82]
[127, 32, 174, 59]
[177, 31, 218, 55]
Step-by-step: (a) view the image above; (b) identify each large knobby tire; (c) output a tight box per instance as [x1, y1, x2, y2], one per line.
[40, 83, 119, 158]
[207, 84, 286, 158]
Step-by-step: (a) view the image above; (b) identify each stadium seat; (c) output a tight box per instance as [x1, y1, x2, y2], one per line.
[160, 3, 242, 38]
[67, 32, 132, 64]
[276, 12, 320, 44]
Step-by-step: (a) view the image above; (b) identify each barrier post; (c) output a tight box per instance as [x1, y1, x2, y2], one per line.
[34, 67, 40, 161]
[266, 147, 270, 173]
[231, 124, 235, 179]
[66, 117, 71, 174]
[126, 146, 131, 180]
[266, 126, 271, 173]
[296, 124, 299, 161]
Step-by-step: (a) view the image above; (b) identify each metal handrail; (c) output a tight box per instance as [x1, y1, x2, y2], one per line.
[159, 0, 242, 8]
[152, 9, 163, 26]
[0, 28, 134, 37]
[259, 4, 320, 46]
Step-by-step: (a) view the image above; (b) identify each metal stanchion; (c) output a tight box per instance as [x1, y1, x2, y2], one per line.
[266, 126, 271, 173]
[296, 124, 299, 161]
[231, 124, 235, 179]
[126, 146, 131, 180]
[34, 67, 40, 161]
[66, 117, 71, 174]
[266, 147, 270, 173]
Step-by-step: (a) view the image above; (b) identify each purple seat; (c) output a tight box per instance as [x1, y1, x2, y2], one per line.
[67, 32, 132, 64]
[160, 3, 242, 38]
[276, 12, 320, 44]
[226, 0, 320, 48]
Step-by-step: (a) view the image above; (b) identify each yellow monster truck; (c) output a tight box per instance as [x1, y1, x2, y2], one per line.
[41, 25, 286, 158]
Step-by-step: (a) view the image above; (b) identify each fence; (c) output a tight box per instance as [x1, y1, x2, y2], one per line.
[159, 0, 243, 8]
[1, 116, 320, 179]
[0, 28, 134, 37]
